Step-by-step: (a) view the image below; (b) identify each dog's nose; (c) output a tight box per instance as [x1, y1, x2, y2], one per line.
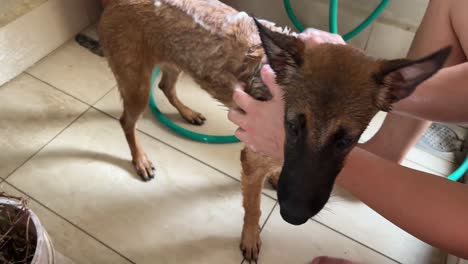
[279, 201, 311, 225]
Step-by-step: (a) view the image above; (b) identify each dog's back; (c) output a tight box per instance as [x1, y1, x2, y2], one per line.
[99, 0, 268, 104]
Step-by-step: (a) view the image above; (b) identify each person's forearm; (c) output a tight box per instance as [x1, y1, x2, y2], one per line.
[336, 147, 468, 258]
[393, 62, 468, 124]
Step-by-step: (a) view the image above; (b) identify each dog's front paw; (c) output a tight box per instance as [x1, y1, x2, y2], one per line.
[132, 153, 155, 181]
[240, 225, 261, 262]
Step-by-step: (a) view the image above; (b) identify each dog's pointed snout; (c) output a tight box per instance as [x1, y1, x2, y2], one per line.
[279, 201, 311, 225]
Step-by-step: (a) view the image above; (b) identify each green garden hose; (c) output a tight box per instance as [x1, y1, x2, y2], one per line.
[149, 0, 390, 143]
[329, 0, 339, 34]
[448, 156, 468, 182]
[149, 68, 240, 143]
[285, 0, 391, 39]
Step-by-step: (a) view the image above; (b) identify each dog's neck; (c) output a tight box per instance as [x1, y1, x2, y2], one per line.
[245, 57, 273, 101]
[239, 22, 297, 102]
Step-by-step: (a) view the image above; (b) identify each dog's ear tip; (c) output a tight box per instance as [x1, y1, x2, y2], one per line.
[252, 16, 265, 30]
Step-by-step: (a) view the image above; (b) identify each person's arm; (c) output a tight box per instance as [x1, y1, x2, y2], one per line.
[393, 62, 468, 124]
[337, 147, 468, 258]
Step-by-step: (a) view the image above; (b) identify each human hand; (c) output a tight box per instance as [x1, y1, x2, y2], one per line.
[228, 65, 285, 160]
[298, 28, 345, 46]
[227, 29, 344, 160]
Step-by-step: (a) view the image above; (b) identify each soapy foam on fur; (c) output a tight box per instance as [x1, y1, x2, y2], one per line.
[160, 0, 214, 32]
[159, 0, 295, 41]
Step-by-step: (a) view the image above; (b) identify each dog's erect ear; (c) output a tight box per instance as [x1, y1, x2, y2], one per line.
[253, 17, 304, 81]
[375, 46, 451, 111]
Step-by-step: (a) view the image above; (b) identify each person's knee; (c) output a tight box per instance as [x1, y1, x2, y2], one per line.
[449, 0, 468, 57]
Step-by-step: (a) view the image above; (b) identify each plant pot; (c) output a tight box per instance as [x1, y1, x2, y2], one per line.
[0, 197, 55, 264]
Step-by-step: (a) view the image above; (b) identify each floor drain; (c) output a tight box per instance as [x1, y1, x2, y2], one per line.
[75, 33, 104, 57]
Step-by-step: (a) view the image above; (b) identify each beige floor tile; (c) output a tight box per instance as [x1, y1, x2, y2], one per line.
[257, 183, 443, 263]
[27, 40, 116, 104]
[7, 109, 276, 264]
[366, 22, 415, 59]
[0, 183, 131, 264]
[0, 74, 87, 179]
[94, 74, 245, 180]
[255, 206, 396, 264]
[311, 186, 444, 264]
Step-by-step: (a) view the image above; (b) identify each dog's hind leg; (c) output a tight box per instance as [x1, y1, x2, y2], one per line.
[116, 61, 155, 181]
[158, 65, 206, 125]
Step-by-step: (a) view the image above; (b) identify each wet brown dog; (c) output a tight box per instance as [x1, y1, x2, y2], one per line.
[98, 0, 450, 261]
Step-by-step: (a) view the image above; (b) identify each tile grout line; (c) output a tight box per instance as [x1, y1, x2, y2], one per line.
[25, 60, 399, 263]
[25, 72, 116, 107]
[260, 202, 278, 231]
[3, 182, 136, 264]
[21, 35, 404, 264]
[3, 72, 117, 182]
[6, 72, 277, 263]
[13, 74, 411, 264]
[11, 72, 279, 261]
[24, 73, 280, 199]
[310, 218, 402, 264]
[3, 107, 91, 181]
[89, 107, 240, 179]
[363, 24, 374, 51]
[26, 70, 451, 184]
[89, 106, 279, 201]
[25, 30, 92, 73]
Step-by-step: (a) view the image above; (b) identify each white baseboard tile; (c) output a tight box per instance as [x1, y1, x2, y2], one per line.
[0, 0, 98, 86]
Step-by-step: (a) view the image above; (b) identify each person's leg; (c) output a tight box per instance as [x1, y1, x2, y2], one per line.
[362, 0, 467, 163]
[311, 256, 356, 264]
[450, 0, 468, 56]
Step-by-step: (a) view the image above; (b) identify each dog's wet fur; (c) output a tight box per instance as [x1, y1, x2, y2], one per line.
[98, 0, 450, 260]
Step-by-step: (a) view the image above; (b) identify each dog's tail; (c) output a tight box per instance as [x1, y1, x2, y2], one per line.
[75, 34, 104, 57]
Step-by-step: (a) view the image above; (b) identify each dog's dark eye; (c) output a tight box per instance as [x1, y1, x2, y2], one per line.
[287, 122, 298, 134]
[334, 128, 355, 149]
[336, 136, 354, 149]
[287, 114, 306, 137]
